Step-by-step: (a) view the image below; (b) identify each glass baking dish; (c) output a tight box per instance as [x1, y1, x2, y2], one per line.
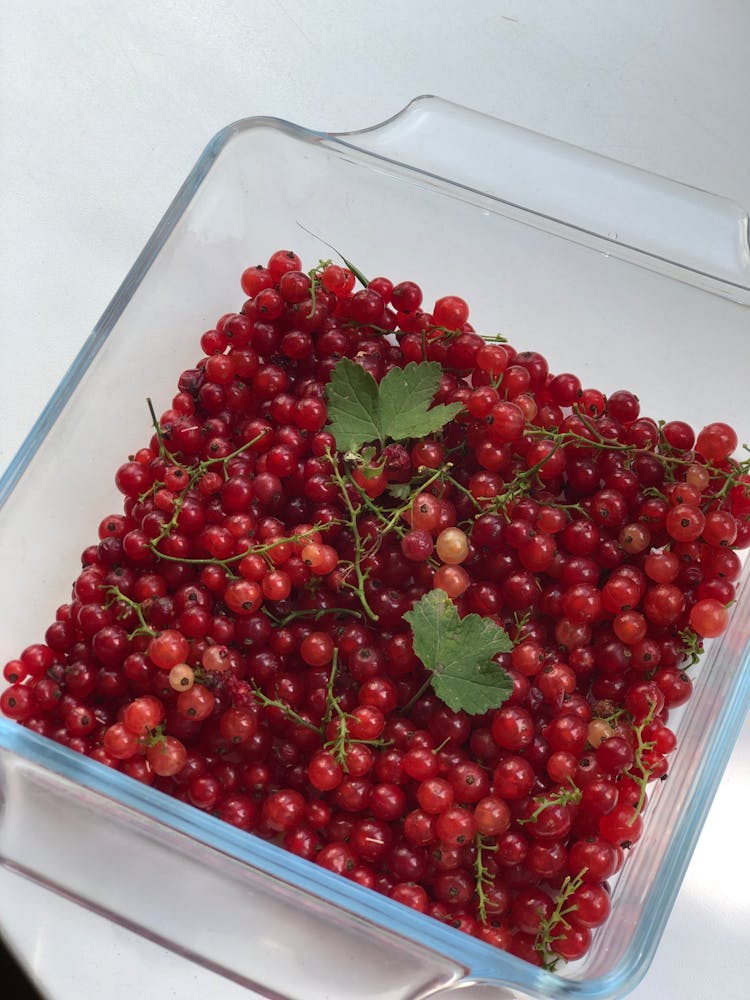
[1, 97, 749, 1000]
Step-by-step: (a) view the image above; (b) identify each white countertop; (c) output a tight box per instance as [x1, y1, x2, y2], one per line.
[1, 2, 749, 997]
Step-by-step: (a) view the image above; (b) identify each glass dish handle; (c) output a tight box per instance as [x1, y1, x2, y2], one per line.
[338, 96, 750, 303]
[0, 731, 560, 1000]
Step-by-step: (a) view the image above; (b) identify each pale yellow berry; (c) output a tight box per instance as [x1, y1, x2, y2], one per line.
[435, 527, 469, 565]
[514, 393, 539, 422]
[168, 663, 195, 692]
[587, 718, 614, 748]
[685, 463, 710, 492]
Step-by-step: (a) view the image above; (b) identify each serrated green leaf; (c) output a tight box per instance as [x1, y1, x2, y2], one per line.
[326, 358, 383, 452]
[326, 359, 462, 454]
[403, 590, 514, 715]
[386, 481, 414, 500]
[378, 362, 463, 444]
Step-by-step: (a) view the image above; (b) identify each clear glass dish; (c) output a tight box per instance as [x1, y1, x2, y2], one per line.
[1, 97, 749, 1000]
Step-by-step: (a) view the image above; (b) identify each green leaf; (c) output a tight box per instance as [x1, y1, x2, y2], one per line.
[378, 362, 463, 445]
[326, 358, 382, 452]
[386, 481, 414, 500]
[326, 358, 462, 453]
[404, 590, 514, 715]
[340, 255, 369, 288]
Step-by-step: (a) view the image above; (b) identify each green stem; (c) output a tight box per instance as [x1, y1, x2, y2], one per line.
[525, 421, 750, 495]
[340, 256, 369, 288]
[325, 451, 379, 621]
[104, 586, 156, 639]
[250, 683, 323, 734]
[323, 648, 340, 727]
[518, 778, 581, 825]
[474, 834, 497, 924]
[346, 462, 446, 546]
[146, 397, 170, 459]
[510, 610, 532, 644]
[534, 867, 588, 970]
[571, 405, 609, 444]
[293, 223, 369, 286]
[323, 655, 354, 769]
[677, 627, 703, 668]
[624, 702, 658, 825]
[262, 605, 362, 627]
[146, 427, 270, 555]
[319, 650, 389, 765]
[399, 674, 433, 716]
[442, 472, 482, 509]
[151, 521, 334, 573]
[305, 260, 332, 319]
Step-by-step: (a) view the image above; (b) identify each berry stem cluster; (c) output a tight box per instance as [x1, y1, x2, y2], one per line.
[534, 868, 588, 970]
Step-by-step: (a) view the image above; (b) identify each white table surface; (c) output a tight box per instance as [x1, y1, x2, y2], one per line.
[1, 2, 749, 997]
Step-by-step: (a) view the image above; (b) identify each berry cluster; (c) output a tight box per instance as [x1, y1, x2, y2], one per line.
[2, 249, 748, 969]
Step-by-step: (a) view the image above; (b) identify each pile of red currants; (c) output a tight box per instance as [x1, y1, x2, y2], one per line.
[2, 249, 748, 968]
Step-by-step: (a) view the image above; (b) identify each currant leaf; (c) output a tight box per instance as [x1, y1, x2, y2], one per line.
[376, 362, 463, 445]
[326, 358, 462, 453]
[326, 358, 383, 452]
[404, 590, 514, 715]
[386, 481, 414, 500]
